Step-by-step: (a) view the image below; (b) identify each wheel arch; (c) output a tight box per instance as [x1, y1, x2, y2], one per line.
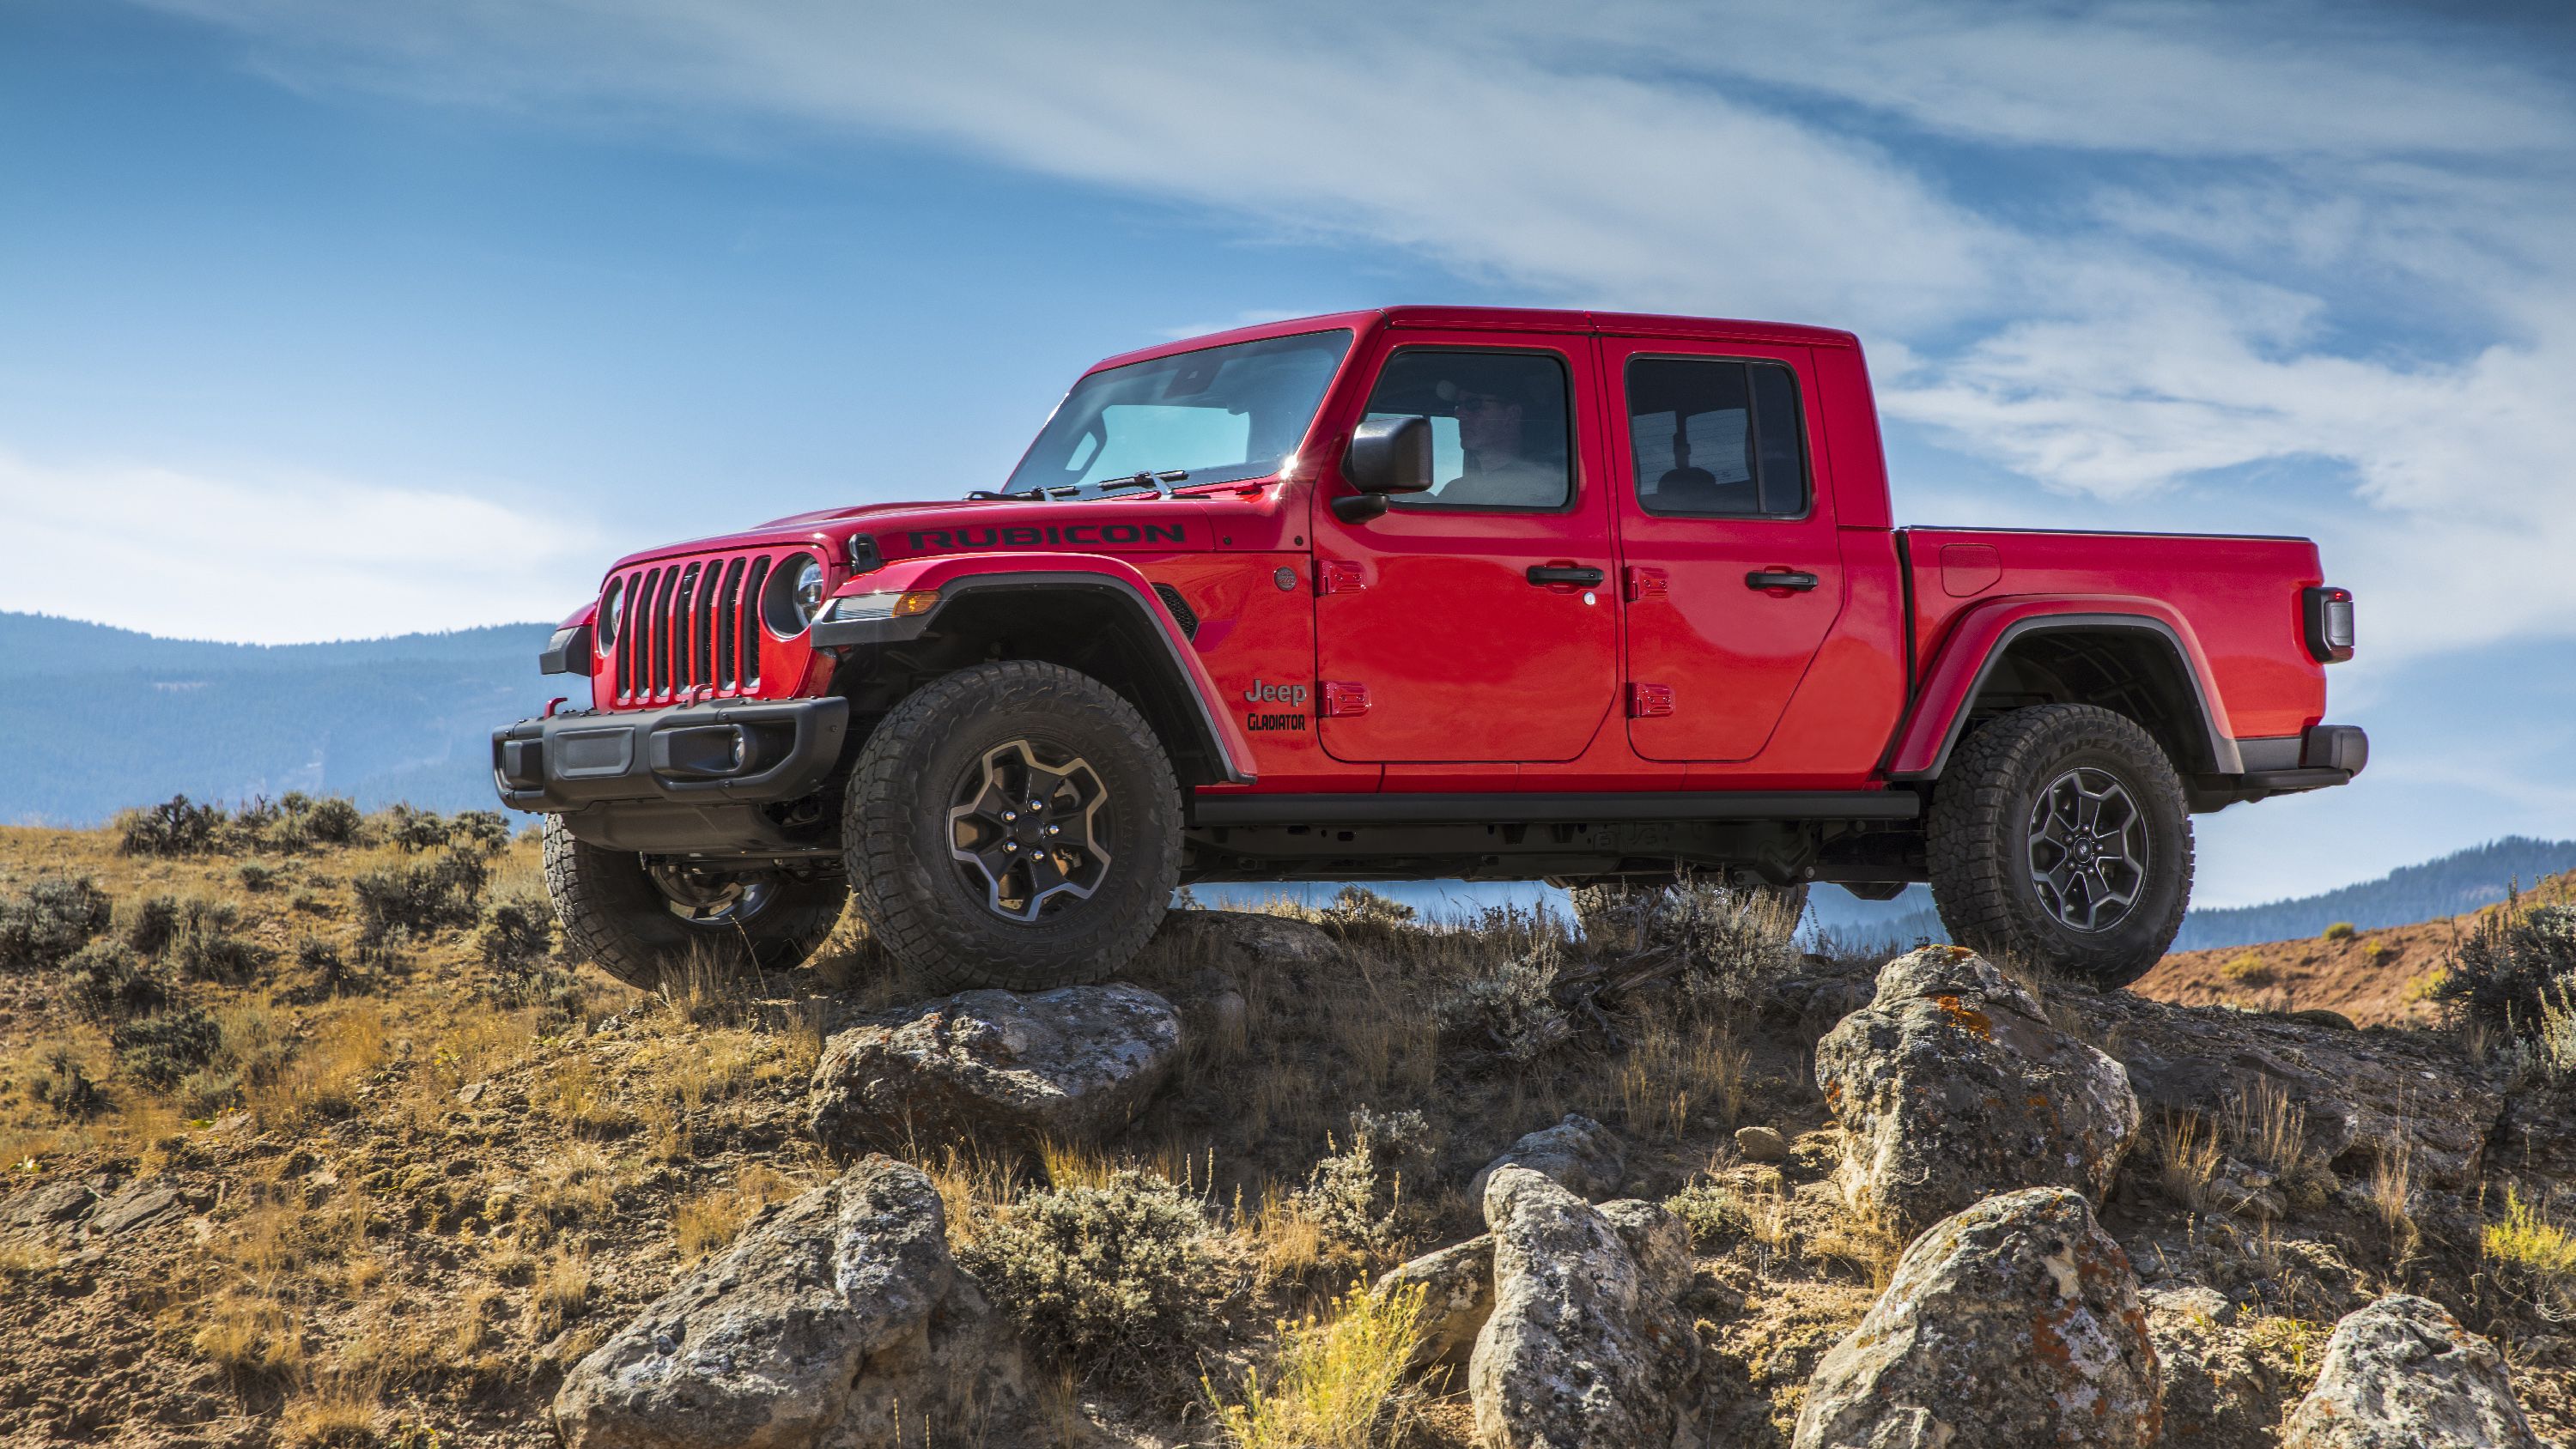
[1893, 603, 2242, 781]
[823, 555, 1255, 789]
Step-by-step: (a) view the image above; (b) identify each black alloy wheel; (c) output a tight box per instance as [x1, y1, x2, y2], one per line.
[844, 660, 1182, 991]
[1926, 703, 2193, 988]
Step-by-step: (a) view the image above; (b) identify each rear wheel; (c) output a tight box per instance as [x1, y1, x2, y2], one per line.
[1926, 703, 2192, 988]
[844, 661, 1182, 991]
[539, 816, 846, 989]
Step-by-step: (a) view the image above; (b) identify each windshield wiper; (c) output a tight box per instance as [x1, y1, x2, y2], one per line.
[968, 470, 1189, 503]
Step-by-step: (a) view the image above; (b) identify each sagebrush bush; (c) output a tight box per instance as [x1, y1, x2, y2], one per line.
[116, 795, 228, 857]
[1320, 886, 1416, 931]
[33, 1047, 103, 1119]
[173, 899, 275, 982]
[450, 809, 513, 854]
[0, 874, 114, 969]
[123, 894, 181, 956]
[2322, 921, 2357, 941]
[238, 863, 279, 893]
[477, 888, 560, 979]
[381, 804, 453, 854]
[113, 1005, 223, 1089]
[353, 850, 489, 943]
[1579, 877, 1801, 1019]
[1301, 1106, 1435, 1257]
[1437, 932, 1572, 1062]
[957, 1168, 1220, 1379]
[63, 940, 170, 1020]
[2432, 900, 2576, 1040]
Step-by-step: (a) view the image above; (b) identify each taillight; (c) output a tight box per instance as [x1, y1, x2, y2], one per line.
[2304, 586, 2354, 663]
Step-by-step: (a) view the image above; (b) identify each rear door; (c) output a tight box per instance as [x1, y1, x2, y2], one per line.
[1310, 330, 1619, 762]
[1606, 337, 1845, 761]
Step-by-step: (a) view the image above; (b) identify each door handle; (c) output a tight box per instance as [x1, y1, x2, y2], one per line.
[1528, 565, 1607, 587]
[1745, 569, 1820, 592]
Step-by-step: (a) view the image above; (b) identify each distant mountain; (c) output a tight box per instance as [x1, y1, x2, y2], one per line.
[1805, 835, 2576, 955]
[0, 611, 567, 824]
[2167, 835, 2576, 949]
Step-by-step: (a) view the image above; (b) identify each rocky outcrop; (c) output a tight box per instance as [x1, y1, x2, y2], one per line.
[554, 1155, 1026, 1449]
[1372, 1234, 1493, 1370]
[1794, 1186, 2160, 1449]
[2281, 1294, 2540, 1448]
[1471, 1167, 1701, 1449]
[1814, 946, 2140, 1234]
[808, 984, 1181, 1154]
[2064, 990, 2501, 1190]
[1467, 1113, 1625, 1203]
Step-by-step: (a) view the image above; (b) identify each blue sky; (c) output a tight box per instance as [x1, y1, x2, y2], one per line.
[3, 0, 2572, 905]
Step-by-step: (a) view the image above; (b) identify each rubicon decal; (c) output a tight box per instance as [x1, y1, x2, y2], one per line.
[905, 523, 1187, 550]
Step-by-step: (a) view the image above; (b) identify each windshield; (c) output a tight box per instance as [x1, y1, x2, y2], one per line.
[1004, 329, 1352, 494]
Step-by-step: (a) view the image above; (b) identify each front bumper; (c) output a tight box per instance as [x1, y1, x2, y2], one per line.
[491, 696, 850, 814]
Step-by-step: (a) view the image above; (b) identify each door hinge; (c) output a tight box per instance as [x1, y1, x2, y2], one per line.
[1320, 681, 1373, 717]
[1624, 566, 1668, 603]
[1628, 682, 1674, 718]
[1315, 560, 1367, 595]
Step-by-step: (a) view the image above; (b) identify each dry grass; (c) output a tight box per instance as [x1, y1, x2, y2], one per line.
[1205, 1281, 1429, 1449]
[191, 1288, 306, 1377]
[2220, 1076, 2311, 1177]
[529, 1246, 593, 1340]
[2155, 1111, 2224, 1212]
[2368, 1133, 2421, 1257]
[1619, 1017, 1750, 1137]
[280, 1369, 382, 1446]
[673, 1163, 809, 1261]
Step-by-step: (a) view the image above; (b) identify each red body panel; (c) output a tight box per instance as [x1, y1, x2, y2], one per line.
[571, 306, 2343, 800]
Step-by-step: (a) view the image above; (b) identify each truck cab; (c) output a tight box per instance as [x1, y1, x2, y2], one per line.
[495, 307, 2364, 991]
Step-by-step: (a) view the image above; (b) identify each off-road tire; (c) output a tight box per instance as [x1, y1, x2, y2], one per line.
[1926, 703, 2193, 989]
[844, 660, 1182, 991]
[540, 815, 846, 989]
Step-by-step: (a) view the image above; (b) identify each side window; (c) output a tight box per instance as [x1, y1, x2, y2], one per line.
[1625, 357, 1810, 518]
[1360, 349, 1573, 511]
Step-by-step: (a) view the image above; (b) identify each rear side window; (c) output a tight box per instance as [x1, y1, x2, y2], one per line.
[1625, 357, 1809, 518]
[1360, 349, 1575, 512]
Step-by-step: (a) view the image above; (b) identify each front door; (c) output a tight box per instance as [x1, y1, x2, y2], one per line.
[1606, 338, 1845, 761]
[1311, 333, 1619, 762]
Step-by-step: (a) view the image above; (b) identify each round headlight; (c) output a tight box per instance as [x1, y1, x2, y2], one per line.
[762, 552, 827, 638]
[597, 579, 624, 650]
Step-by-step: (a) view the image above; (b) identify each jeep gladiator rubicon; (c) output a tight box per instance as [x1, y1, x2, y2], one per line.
[494, 307, 2365, 991]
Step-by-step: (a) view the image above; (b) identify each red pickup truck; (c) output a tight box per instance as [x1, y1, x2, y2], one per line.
[495, 306, 2363, 991]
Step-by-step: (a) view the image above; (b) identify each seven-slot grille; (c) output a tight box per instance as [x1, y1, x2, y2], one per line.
[605, 554, 775, 705]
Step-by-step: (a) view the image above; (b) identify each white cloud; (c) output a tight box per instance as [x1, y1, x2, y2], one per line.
[0, 448, 601, 643]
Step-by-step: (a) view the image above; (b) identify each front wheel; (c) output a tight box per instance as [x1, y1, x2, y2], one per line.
[1925, 703, 2193, 989]
[844, 661, 1182, 992]
[539, 817, 846, 989]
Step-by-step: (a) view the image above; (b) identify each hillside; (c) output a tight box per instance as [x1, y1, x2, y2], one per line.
[0, 612, 563, 824]
[3, 807, 2572, 1446]
[2136, 868, 2576, 1028]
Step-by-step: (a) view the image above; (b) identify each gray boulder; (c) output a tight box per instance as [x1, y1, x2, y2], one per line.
[2142, 1283, 2283, 1449]
[1794, 1186, 2160, 1449]
[554, 1155, 1026, 1449]
[1814, 946, 2139, 1234]
[1470, 1167, 1702, 1449]
[2063, 990, 2502, 1191]
[809, 983, 1181, 1153]
[1372, 1234, 1493, 1371]
[2281, 1294, 2539, 1448]
[1467, 1113, 1625, 1203]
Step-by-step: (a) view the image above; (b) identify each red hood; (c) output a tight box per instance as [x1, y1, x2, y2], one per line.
[598, 478, 1298, 581]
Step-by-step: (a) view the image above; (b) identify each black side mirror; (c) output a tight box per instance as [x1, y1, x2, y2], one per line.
[1334, 415, 1434, 523]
